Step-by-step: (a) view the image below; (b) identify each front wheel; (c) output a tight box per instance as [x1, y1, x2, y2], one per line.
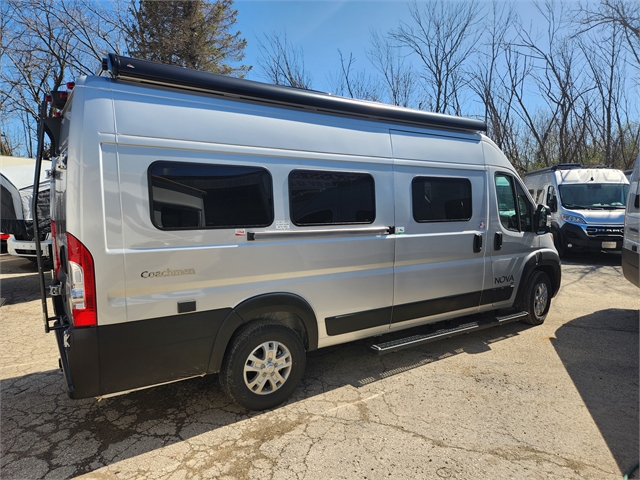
[219, 321, 306, 411]
[520, 271, 552, 325]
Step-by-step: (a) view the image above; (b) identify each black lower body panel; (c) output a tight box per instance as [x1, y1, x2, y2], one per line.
[62, 308, 230, 399]
[622, 247, 640, 288]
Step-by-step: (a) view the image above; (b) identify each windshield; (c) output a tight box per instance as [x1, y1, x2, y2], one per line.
[559, 183, 629, 209]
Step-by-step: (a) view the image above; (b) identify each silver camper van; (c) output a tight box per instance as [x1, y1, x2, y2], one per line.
[33, 55, 561, 410]
[523, 164, 629, 257]
[622, 154, 640, 287]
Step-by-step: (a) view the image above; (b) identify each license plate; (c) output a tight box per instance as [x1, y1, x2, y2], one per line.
[602, 241, 617, 249]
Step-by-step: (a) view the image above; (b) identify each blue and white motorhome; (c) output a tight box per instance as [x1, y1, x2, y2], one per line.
[33, 54, 561, 410]
[524, 164, 629, 257]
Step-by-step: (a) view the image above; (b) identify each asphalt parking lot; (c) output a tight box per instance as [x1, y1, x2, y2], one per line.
[1, 252, 638, 479]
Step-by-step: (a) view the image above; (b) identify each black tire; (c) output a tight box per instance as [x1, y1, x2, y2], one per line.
[520, 271, 552, 325]
[219, 321, 306, 411]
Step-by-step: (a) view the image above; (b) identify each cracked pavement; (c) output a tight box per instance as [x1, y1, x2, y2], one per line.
[1, 252, 638, 479]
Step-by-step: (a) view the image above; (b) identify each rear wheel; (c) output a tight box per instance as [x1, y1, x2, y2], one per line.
[521, 271, 552, 325]
[219, 321, 306, 411]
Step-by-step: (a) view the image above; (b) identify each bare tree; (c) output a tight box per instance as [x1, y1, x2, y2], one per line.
[366, 30, 417, 107]
[391, 0, 482, 115]
[255, 31, 312, 88]
[1, 0, 128, 157]
[508, 1, 595, 168]
[330, 50, 381, 101]
[470, 1, 518, 156]
[578, 20, 638, 168]
[577, 0, 640, 68]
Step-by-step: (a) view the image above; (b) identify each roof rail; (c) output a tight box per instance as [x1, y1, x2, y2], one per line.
[101, 53, 487, 133]
[524, 163, 582, 176]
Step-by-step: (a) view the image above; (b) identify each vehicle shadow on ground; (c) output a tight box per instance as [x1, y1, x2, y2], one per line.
[551, 308, 639, 474]
[561, 250, 622, 267]
[0, 320, 530, 479]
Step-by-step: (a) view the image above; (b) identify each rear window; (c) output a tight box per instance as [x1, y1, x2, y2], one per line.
[288, 170, 376, 226]
[149, 161, 273, 230]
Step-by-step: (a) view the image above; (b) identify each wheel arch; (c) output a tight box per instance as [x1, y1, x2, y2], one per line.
[207, 292, 318, 374]
[513, 249, 562, 309]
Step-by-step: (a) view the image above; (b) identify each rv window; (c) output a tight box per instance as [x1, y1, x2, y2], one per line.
[412, 177, 472, 222]
[289, 170, 375, 226]
[149, 162, 274, 230]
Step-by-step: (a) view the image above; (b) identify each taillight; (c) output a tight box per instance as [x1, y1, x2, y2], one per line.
[66, 233, 97, 327]
[51, 221, 61, 277]
[0, 233, 9, 240]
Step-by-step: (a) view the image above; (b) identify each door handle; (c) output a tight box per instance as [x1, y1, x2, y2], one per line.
[494, 232, 503, 251]
[473, 233, 483, 253]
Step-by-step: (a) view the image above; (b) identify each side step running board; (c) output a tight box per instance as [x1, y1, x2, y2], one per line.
[369, 311, 529, 355]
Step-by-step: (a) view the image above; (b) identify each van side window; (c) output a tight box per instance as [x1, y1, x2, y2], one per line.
[149, 162, 274, 230]
[495, 173, 532, 232]
[289, 170, 375, 226]
[515, 181, 533, 231]
[412, 177, 472, 222]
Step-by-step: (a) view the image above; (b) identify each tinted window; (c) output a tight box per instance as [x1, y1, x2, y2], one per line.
[496, 173, 532, 232]
[515, 181, 533, 231]
[149, 162, 273, 230]
[559, 183, 628, 209]
[412, 177, 472, 222]
[496, 174, 518, 231]
[289, 170, 375, 225]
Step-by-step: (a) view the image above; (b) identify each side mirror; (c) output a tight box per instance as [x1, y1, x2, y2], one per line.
[535, 204, 551, 234]
[548, 197, 558, 213]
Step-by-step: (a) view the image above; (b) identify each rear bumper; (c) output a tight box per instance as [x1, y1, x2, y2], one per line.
[55, 308, 229, 399]
[559, 223, 622, 252]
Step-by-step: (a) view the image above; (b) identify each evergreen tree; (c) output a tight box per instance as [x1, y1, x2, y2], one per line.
[127, 0, 250, 77]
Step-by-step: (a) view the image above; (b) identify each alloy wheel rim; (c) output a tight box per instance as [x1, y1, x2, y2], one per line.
[243, 341, 292, 395]
[533, 283, 549, 317]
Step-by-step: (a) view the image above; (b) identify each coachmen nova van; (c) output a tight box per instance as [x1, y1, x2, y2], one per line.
[524, 164, 629, 257]
[33, 55, 561, 410]
[622, 154, 640, 287]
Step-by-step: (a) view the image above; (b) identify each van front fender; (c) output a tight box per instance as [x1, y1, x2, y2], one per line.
[513, 249, 562, 309]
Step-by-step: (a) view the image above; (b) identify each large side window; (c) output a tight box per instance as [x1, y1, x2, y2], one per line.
[412, 176, 472, 222]
[495, 173, 532, 232]
[149, 161, 273, 230]
[289, 170, 375, 226]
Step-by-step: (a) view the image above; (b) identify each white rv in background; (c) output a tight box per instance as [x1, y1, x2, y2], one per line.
[0, 156, 52, 261]
[32, 54, 561, 411]
[524, 164, 629, 257]
[622, 154, 640, 287]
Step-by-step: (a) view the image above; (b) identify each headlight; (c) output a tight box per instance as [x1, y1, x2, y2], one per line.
[562, 214, 586, 224]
